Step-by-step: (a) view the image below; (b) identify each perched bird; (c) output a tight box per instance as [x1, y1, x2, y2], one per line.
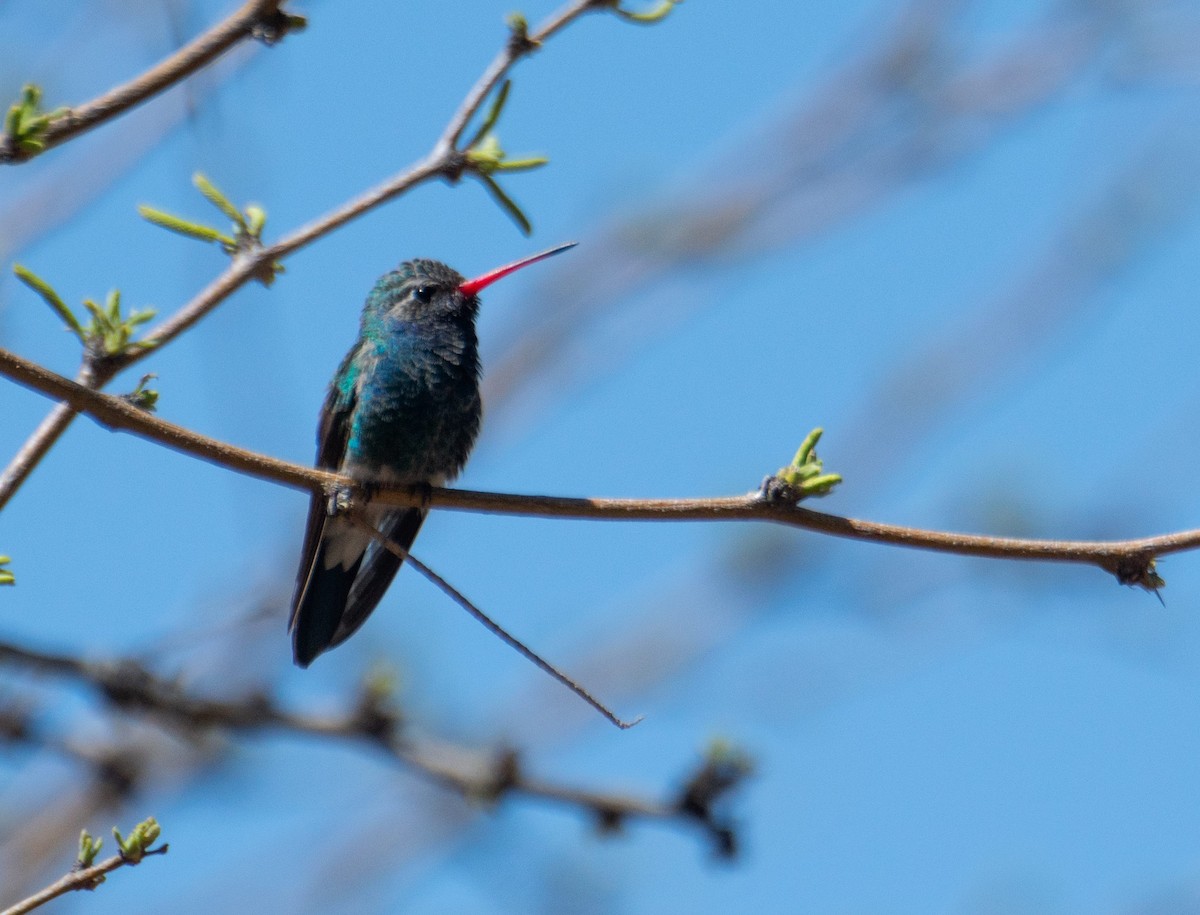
[290, 243, 575, 667]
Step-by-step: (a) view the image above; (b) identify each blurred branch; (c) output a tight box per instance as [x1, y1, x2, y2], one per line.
[0, 0, 626, 511]
[0, 724, 155, 905]
[0, 0, 302, 163]
[1, 819, 167, 915]
[841, 131, 1200, 498]
[347, 510, 641, 730]
[480, 0, 1122, 427]
[0, 640, 742, 855]
[0, 345, 1180, 590]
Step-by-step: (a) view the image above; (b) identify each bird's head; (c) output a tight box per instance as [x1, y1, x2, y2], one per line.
[364, 243, 576, 328]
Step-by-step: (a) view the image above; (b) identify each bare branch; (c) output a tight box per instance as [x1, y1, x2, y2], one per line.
[0, 640, 738, 854]
[0, 346, 1185, 585]
[0, 376, 90, 509]
[1, 844, 168, 915]
[0, 0, 298, 164]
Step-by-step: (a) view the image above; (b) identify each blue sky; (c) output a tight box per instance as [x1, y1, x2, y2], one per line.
[5, 0, 1200, 911]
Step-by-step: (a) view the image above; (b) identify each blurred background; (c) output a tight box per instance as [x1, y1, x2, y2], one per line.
[4, 0, 1200, 911]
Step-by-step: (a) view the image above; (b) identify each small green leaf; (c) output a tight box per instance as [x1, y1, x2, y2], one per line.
[763, 427, 842, 502]
[467, 134, 549, 176]
[506, 12, 530, 38]
[477, 174, 533, 236]
[193, 173, 246, 230]
[13, 266, 155, 357]
[112, 816, 162, 863]
[77, 829, 103, 867]
[138, 205, 236, 248]
[12, 264, 85, 341]
[244, 204, 267, 239]
[468, 134, 503, 168]
[20, 84, 41, 110]
[613, 0, 682, 23]
[139, 817, 161, 844]
[123, 374, 159, 412]
[0, 555, 13, 586]
[791, 427, 824, 469]
[143, 181, 271, 260]
[467, 79, 512, 151]
[81, 292, 157, 356]
[801, 472, 843, 497]
[492, 155, 549, 173]
[704, 737, 754, 774]
[362, 660, 399, 703]
[4, 101, 21, 138]
[20, 113, 52, 134]
[2, 83, 63, 157]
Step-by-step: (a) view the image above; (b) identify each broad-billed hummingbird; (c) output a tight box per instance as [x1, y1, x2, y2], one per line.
[290, 243, 575, 667]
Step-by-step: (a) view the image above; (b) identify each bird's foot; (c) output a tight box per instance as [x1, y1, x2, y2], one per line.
[325, 483, 355, 517]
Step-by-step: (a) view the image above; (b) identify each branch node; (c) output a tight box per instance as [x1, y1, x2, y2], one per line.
[351, 663, 403, 743]
[251, 8, 308, 45]
[91, 749, 145, 801]
[1103, 553, 1166, 600]
[594, 805, 626, 835]
[118, 374, 160, 413]
[1, 83, 67, 162]
[482, 747, 522, 802]
[674, 740, 753, 859]
[505, 13, 541, 56]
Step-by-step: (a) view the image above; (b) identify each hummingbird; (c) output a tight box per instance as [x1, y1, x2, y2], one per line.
[290, 243, 576, 667]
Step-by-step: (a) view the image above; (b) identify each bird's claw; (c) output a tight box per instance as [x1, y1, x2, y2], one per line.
[325, 484, 355, 517]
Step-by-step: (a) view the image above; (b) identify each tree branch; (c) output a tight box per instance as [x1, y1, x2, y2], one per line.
[1, 845, 167, 915]
[0, 0, 604, 510]
[0, 640, 740, 855]
[0, 0, 297, 164]
[0, 370, 90, 504]
[0, 345, 1186, 586]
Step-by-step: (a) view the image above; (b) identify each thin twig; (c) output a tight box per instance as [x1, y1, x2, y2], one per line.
[345, 510, 641, 730]
[0, 0, 601, 509]
[1, 847, 168, 915]
[434, 0, 604, 154]
[0, 0, 291, 164]
[0, 345, 1189, 581]
[0, 369, 90, 512]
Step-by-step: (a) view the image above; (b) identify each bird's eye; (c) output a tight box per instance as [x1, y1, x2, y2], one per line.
[413, 285, 435, 304]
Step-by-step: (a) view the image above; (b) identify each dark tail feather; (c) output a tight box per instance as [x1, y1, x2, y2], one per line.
[291, 540, 365, 668]
[328, 508, 426, 650]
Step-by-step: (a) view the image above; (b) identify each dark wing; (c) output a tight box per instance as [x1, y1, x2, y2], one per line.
[289, 355, 357, 664]
[326, 506, 426, 650]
